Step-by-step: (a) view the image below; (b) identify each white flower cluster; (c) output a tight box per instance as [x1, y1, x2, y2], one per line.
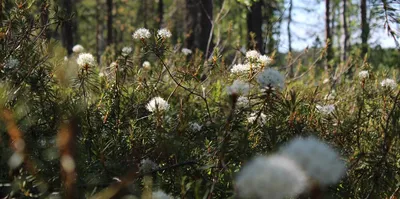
[247, 112, 267, 124]
[146, 97, 169, 112]
[133, 28, 151, 40]
[237, 96, 250, 107]
[181, 48, 193, 55]
[236, 155, 307, 199]
[230, 63, 253, 74]
[157, 28, 172, 39]
[245, 50, 260, 60]
[279, 136, 346, 186]
[358, 70, 369, 79]
[380, 78, 397, 90]
[142, 61, 151, 70]
[4, 58, 19, 69]
[236, 136, 346, 198]
[139, 158, 159, 173]
[76, 53, 96, 68]
[256, 68, 285, 90]
[121, 46, 132, 56]
[226, 80, 250, 96]
[189, 122, 202, 132]
[152, 190, 173, 199]
[316, 104, 335, 115]
[259, 55, 272, 66]
[72, 44, 84, 53]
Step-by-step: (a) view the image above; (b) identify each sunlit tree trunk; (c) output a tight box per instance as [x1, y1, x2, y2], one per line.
[340, 0, 349, 62]
[106, 0, 113, 45]
[361, 0, 368, 56]
[247, 0, 264, 53]
[287, 0, 294, 77]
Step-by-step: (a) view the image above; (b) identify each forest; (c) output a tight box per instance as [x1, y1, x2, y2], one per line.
[0, 0, 400, 198]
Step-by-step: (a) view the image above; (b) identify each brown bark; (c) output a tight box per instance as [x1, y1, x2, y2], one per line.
[62, 0, 74, 55]
[247, 0, 264, 53]
[325, 0, 333, 70]
[361, 0, 369, 56]
[158, 0, 164, 28]
[340, 0, 349, 62]
[106, 0, 113, 45]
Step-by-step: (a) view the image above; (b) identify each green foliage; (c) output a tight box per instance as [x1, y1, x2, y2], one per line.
[1, 0, 400, 199]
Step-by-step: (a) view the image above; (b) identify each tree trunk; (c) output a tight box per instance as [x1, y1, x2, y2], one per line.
[106, 0, 113, 45]
[62, 0, 74, 55]
[158, 0, 164, 28]
[340, 0, 349, 62]
[360, 0, 368, 56]
[247, 0, 264, 53]
[184, 0, 197, 50]
[40, 0, 50, 40]
[287, 0, 294, 77]
[199, 0, 213, 56]
[325, 0, 333, 70]
[95, 0, 100, 63]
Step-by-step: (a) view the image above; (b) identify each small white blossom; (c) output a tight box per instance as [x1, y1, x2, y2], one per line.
[152, 190, 173, 199]
[237, 96, 250, 107]
[182, 48, 193, 55]
[279, 136, 346, 186]
[247, 112, 267, 124]
[380, 78, 397, 90]
[323, 78, 330, 84]
[256, 68, 285, 90]
[189, 122, 202, 132]
[324, 90, 336, 100]
[259, 55, 272, 66]
[140, 158, 158, 173]
[230, 64, 251, 74]
[110, 62, 118, 69]
[358, 70, 369, 79]
[64, 56, 68, 62]
[72, 44, 84, 53]
[226, 80, 250, 96]
[316, 104, 335, 115]
[133, 28, 151, 40]
[5, 58, 19, 69]
[236, 155, 307, 199]
[121, 47, 132, 56]
[246, 50, 260, 60]
[76, 53, 96, 68]
[142, 61, 151, 70]
[157, 28, 172, 39]
[146, 97, 169, 112]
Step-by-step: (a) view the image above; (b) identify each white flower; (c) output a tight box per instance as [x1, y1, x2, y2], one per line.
[324, 90, 336, 100]
[121, 47, 132, 56]
[237, 96, 250, 107]
[230, 64, 251, 74]
[246, 50, 260, 60]
[259, 55, 272, 66]
[72, 44, 84, 53]
[157, 28, 172, 39]
[226, 80, 250, 96]
[133, 28, 151, 40]
[316, 104, 335, 115]
[182, 48, 192, 55]
[110, 62, 118, 69]
[76, 53, 96, 68]
[152, 190, 173, 199]
[142, 61, 151, 70]
[236, 155, 307, 199]
[189, 122, 202, 132]
[256, 68, 285, 90]
[140, 158, 158, 173]
[323, 78, 330, 84]
[5, 58, 19, 69]
[146, 97, 169, 112]
[247, 112, 267, 124]
[279, 136, 346, 186]
[380, 78, 397, 90]
[358, 70, 369, 79]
